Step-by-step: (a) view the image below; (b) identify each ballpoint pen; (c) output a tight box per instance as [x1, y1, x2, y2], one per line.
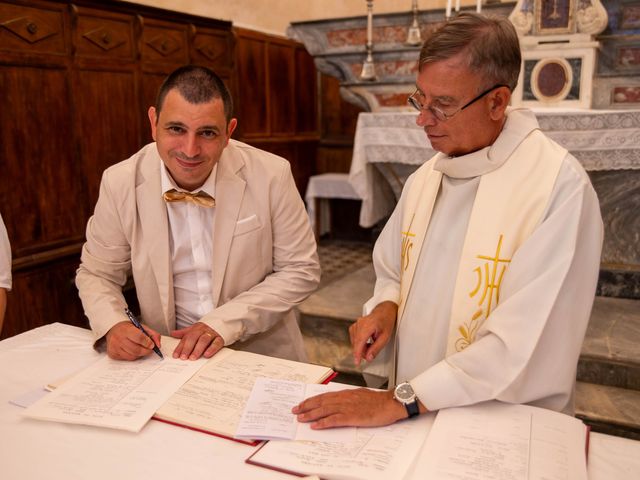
[124, 308, 164, 359]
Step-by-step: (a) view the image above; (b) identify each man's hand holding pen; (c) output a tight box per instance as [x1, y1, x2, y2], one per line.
[105, 319, 163, 361]
[104, 308, 223, 361]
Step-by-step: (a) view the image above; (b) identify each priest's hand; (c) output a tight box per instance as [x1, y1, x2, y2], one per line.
[292, 388, 407, 428]
[350, 301, 398, 366]
[106, 320, 162, 361]
[171, 322, 224, 360]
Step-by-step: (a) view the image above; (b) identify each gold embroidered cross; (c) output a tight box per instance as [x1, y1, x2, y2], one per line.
[456, 234, 511, 351]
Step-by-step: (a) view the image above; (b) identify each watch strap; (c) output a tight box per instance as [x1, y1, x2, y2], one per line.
[404, 399, 419, 418]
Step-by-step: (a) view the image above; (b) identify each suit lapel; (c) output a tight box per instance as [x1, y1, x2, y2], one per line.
[212, 144, 246, 306]
[137, 146, 173, 330]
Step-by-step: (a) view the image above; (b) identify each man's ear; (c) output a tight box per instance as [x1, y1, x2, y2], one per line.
[489, 87, 510, 121]
[225, 118, 238, 145]
[148, 106, 158, 141]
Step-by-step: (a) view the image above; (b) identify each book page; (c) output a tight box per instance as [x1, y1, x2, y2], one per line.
[22, 337, 206, 432]
[154, 348, 333, 439]
[236, 379, 356, 442]
[529, 406, 588, 480]
[247, 414, 432, 480]
[420, 402, 531, 480]
[415, 401, 587, 480]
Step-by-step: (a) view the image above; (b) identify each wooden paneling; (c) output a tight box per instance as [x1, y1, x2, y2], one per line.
[74, 69, 140, 206]
[0, 1, 68, 56]
[295, 46, 318, 135]
[233, 28, 320, 194]
[3, 255, 87, 339]
[235, 34, 267, 137]
[316, 73, 363, 174]
[268, 42, 295, 135]
[0, 0, 233, 339]
[0, 65, 83, 256]
[140, 18, 189, 67]
[191, 25, 234, 75]
[72, 7, 135, 61]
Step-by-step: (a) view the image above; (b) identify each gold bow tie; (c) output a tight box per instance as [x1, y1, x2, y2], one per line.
[163, 189, 216, 208]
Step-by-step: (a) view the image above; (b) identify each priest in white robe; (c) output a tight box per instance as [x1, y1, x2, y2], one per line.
[293, 13, 603, 428]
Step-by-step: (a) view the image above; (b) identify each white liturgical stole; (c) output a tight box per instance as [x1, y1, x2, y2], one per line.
[380, 113, 566, 386]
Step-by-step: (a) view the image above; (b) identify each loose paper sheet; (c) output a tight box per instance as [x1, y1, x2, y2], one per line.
[236, 379, 357, 442]
[23, 337, 206, 432]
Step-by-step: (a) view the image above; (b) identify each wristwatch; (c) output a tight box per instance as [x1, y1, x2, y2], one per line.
[393, 381, 420, 418]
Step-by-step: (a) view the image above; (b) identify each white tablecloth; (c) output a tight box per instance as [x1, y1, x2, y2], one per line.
[350, 109, 640, 227]
[1, 323, 638, 479]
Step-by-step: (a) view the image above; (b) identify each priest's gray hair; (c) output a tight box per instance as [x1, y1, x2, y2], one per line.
[418, 13, 521, 92]
[155, 65, 234, 123]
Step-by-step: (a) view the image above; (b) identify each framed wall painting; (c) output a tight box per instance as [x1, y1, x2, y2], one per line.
[535, 0, 576, 34]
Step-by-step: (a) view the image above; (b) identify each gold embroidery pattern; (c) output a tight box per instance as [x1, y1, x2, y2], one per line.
[401, 230, 415, 272]
[456, 234, 511, 352]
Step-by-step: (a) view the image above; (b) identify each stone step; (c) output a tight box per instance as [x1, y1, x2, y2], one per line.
[577, 296, 640, 390]
[575, 382, 640, 440]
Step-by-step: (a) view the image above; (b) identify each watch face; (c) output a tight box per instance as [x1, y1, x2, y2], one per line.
[395, 382, 415, 402]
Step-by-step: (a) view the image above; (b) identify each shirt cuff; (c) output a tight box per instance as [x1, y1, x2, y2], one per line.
[411, 359, 480, 412]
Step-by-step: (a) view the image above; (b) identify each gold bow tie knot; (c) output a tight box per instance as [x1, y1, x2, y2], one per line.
[163, 189, 216, 208]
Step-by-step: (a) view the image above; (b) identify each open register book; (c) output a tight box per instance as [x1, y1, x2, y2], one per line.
[247, 400, 589, 480]
[24, 337, 333, 443]
[153, 347, 335, 444]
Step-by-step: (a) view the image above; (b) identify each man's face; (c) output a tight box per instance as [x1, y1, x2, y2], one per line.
[414, 54, 499, 157]
[148, 89, 237, 191]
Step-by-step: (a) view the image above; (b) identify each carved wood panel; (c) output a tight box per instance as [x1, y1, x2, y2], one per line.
[0, 1, 67, 55]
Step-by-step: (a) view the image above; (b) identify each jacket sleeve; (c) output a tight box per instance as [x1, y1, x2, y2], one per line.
[76, 168, 132, 341]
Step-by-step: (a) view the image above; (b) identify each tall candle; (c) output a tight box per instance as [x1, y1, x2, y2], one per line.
[446, 0, 452, 18]
[455, 0, 461, 12]
[477, 0, 482, 13]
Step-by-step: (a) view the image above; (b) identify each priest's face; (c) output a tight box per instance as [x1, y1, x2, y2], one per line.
[148, 89, 237, 191]
[414, 53, 506, 157]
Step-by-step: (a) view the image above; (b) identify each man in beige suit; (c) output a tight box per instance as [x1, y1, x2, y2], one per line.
[77, 65, 320, 362]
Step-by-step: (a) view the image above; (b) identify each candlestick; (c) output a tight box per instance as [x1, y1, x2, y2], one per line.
[406, 0, 422, 46]
[360, 0, 377, 81]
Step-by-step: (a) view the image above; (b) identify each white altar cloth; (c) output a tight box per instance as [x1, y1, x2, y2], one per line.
[0, 323, 638, 480]
[350, 109, 640, 227]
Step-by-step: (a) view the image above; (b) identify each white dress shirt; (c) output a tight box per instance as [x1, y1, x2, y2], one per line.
[160, 162, 217, 329]
[0, 213, 11, 290]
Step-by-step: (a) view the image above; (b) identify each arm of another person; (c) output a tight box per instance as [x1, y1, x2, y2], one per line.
[76, 171, 161, 360]
[192, 161, 320, 348]
[0, 212, 11, 334]
[0, 288, 6, 333]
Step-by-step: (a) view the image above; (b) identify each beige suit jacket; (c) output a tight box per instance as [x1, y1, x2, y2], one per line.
[76, 140, 320, 361]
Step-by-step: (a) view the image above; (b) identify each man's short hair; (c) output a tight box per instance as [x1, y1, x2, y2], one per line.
[419, 13, 521, 92]
[155, 65, 234, 123]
